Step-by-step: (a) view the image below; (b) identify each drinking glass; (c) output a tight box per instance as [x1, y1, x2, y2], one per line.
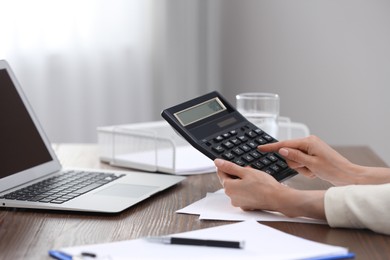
[236, 92, 280, 137]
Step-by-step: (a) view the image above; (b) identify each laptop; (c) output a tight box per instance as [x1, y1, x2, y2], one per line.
[0, 60, 185, 213]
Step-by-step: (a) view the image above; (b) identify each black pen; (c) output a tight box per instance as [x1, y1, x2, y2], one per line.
[146, 236, 245, 249]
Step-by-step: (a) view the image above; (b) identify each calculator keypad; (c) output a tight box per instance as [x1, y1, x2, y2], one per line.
[204, 124, 291, 180]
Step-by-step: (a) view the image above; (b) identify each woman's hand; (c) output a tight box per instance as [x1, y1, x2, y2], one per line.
[260, 135, 359, 186]
[214, 158, 287, 211]
[214, 158, 326, 219]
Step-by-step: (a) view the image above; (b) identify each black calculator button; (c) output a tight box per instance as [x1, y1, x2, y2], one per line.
[233, 159, 246, 167]
[270, 164, 281, 172]
[247, 141, 258, 149]
[214, 136, 224, 142]
[230, 138, 241, 146]
[267, 154, 278, 162]
[256, 137, 267, 145]
[222, 133, 231, 139]
[252, 161, 264, 170]
[238, 135, 248, 142]
[264, 168, 274, 175]
[254, 129, 263, 135]
[263, 134, 274, 142]
[212, 145, 225, 153]
[222, 141, 234, 149]
[232, 148, 244, 156]
[242, 154, 255, 163]
[222, 152, 235, 160]
[229, 130, 238, 135]
[276, 161, 288, 169]
[240, 144, 251, 152]
[245, 130, 257, 138]
[250, 151, 261, 159]
[260, 158, 271, 165]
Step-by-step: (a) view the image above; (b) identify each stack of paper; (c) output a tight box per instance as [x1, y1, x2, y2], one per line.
[177, 189, 327, 224]
[51, 220, 353, 259]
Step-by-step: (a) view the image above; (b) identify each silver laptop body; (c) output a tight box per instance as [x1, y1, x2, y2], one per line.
[0, 60, 184, 213]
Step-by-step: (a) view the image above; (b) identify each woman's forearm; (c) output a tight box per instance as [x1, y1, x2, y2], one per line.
[274, 164, 390, 222]
[354, 165, 390, 185]
[277, 188, 326, 220]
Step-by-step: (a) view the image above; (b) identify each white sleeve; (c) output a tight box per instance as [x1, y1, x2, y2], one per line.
[324, 183, 390, 235]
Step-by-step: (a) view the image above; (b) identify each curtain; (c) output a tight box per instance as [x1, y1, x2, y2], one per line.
[0, 0, 220, 142]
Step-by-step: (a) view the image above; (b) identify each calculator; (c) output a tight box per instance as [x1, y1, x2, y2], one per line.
[161, 91, 297, 182]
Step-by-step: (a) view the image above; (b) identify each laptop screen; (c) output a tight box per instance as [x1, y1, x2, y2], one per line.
[0, 69, 52, 179]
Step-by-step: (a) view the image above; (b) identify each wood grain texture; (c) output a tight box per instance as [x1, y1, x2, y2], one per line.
[0, 144, 389, 260]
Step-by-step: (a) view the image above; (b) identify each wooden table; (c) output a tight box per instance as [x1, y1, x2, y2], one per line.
[1, 144, 389, 259]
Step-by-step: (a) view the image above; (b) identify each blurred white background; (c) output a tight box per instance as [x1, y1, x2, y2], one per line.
[0, 0, 220, 142]
[1, 0, 390, 165]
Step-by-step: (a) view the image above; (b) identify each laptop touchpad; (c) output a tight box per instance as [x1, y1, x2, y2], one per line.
[95, 184, 159, 198]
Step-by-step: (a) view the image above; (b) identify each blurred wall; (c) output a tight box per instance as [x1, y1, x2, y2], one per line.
[1, 1, 218, 143]
[218, 0, 390, 165]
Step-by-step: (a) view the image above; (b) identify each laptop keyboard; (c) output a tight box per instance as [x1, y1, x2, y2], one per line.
[0, 170, 125, 204]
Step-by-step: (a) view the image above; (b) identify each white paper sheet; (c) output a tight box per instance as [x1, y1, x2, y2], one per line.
[57, 220, 350, 260]
[177, 189, 327, 224]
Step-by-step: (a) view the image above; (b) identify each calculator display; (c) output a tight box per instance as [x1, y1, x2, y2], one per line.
[174, 97, 226, 126]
